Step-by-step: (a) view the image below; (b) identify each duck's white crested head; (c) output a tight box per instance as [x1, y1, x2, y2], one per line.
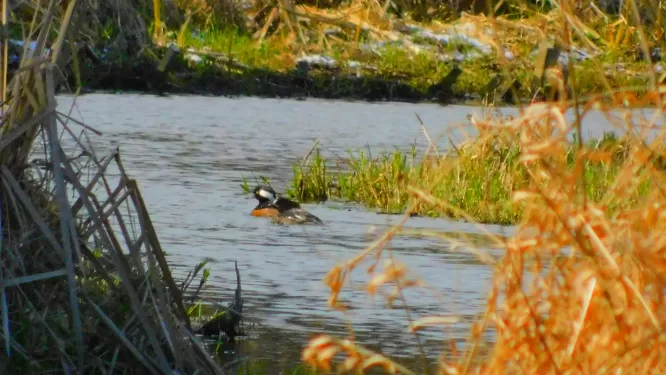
[253, 184, 277, 201]
[258, 188, 275, 199]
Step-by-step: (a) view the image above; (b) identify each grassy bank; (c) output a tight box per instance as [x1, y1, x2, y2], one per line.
[91, 27, 657, 104]
[55, 0, 665, 103]
[155, 24, 658, 103]
[288, 129, 656, 225]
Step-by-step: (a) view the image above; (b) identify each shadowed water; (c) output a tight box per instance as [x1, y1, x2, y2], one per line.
[55, 94, 662, 368]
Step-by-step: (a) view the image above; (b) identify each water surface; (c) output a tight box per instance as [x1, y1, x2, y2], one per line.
[55, 94, 661, 368]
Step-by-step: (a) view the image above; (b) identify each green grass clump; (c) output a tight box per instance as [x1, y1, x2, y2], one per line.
[157, 10, 661, 105]
[181, 27, 288, 71]
[289, 132, 654, 225]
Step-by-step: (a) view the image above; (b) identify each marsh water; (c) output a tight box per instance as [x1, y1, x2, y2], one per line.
[56, 94, 662, 369]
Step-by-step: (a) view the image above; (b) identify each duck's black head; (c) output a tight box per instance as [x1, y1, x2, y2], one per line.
[253, 185, 277, 203]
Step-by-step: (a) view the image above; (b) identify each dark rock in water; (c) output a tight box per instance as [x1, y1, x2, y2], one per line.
[192, 261, 243, 341]
[193, 311, 240, 339]
[428, 66, 463, 103]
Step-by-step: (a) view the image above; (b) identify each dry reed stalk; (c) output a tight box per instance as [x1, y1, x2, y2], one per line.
[466, 100, 666, 375]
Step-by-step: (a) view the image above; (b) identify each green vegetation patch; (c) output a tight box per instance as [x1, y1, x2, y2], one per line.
[288, 132, 655, 225]
[154, 19, 659, 104]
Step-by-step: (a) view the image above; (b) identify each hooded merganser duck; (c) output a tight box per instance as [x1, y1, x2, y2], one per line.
[250, 185, 281, 217]
[251, 185, 323, 225]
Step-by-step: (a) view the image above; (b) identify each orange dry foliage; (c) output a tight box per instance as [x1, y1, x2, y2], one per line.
[303, 88, 666, 374]
[303, 335, 416, 374]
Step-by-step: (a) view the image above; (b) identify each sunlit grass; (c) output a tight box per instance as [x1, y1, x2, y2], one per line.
[290, 130, 654, 224]
[180, 26, 288, 71]
[161, 0, 662, 104]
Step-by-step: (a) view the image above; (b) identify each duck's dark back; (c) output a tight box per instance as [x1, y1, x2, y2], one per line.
[274, 197, 301, 212]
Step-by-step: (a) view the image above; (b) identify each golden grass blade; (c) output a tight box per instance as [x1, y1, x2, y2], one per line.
[408, 316, 461, 332]
[153, 0, 163, 44]
[0, 102, 55, 151]
[303, 335, 417, 375]
[399, 229, 500, 266]
[31, 0, 56, 107]
[415, 113, 439, 158]
[50, 0, 78, 66]
[407, 186, 507, 248]
[566, 276, 596, 356]
[22, 79, 41, 112]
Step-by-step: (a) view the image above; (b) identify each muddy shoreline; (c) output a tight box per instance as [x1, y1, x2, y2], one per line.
[67, 54, 659, 106]
[59, 43, 554, 104]
[50, 28, 660, 105]
[65, 52, 472, 104]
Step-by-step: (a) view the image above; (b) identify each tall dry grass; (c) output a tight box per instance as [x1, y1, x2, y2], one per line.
[300, 0, 666, 374]
[303, 93, 666, 375]
[211, 0, 664, 51]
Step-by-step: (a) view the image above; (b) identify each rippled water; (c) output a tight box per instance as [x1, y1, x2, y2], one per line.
[55, 94, 662, 368]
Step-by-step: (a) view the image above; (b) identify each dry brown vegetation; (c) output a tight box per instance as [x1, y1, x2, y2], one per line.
[170, 0, 664, 57]
[302, 90, 666, 374]
[159, 0, 665, 103]
[297, 0, 666, 371]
